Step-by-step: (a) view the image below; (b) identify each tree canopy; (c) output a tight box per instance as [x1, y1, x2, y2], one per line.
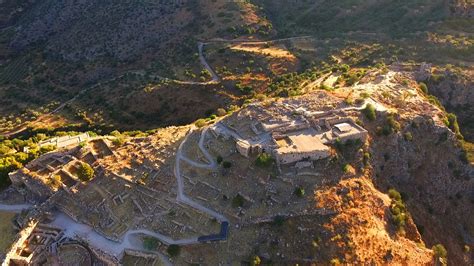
[78, 162, 94, 181]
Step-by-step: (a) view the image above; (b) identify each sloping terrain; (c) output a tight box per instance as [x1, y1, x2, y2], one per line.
[1, 65, 473, 265]
[315, 178, 434, 265]
[255, 0, 462, 37]
[451, 0, 474, 17]
[0, 0, 472, 134]
[0, 0, 270, 133]
[168, 68, 473, 265]
[254, 0, 473, 64]
[0, 1, 472, 265]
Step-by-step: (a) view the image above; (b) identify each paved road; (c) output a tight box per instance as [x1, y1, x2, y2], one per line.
[198, 42, 220, 83]
[0, 203, 32, 213]
[0, 125, 229, 262]
[176, 128, 217, 169]
[50, 213, 172, 265]
[204, 35, 312, 45]
[197, 128, 217, 168]
[44, 126, 228, 261]
[174, 127, 228, 222]
[180, 156, 214, 169]
[147, 43, 219, 86]
[1, 35, 313, 138]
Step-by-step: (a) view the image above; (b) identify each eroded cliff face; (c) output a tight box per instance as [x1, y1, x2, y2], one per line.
[334, 67, 474, 264]
[370, 115, 474, 265]
[426, 68, 474, 141]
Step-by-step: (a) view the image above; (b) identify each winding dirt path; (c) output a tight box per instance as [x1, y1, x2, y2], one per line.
[43, 126, 228, 262]
[174, 127, 228, 222]
[0, 35, 312, 138]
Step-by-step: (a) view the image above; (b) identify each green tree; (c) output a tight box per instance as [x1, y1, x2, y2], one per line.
[330, 258, 341, 265]
[0, 144, 12, 155]
[464, 245, 470, 253]
[273, 215, 286, 226]
[432, 244, 447, 259]
[404, 132, 413, 141]
[47, 175, 62, 189]
[388, 188, 408, 231]
[216, 155, 223, 164]
[143, 237, 159, 250]
[363, 152, 371, 166]
[0, 157, 22, 187]
[446, 113, 460, 136]
[342, 164, 350, 173]
[232, 194, 244, 208]
[216, 108, 227, 117]
[40, 145, 55, 154]
[195, 119, 207, 128]
[363, 103, 376, 121]
[222, 161, 232, 168]
[167, 244, 180, 257]
[419, 82, 428, 94]
[250, 255, 261, 266]
[77, 162, 94, 181]
[255, 153, 273, 167]
[294, 187, 305, 197]
[388, 189, 402, 201]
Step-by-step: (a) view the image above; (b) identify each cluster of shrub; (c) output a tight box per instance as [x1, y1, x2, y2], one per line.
[376, 114, 401, 136]
[255, 152, 273, 167]
[334, 65, 367, 86]
[0, 126, 166, 188]
[195, 107, 237, 128]
[267, 69, 321, 97]
[143, 237, 180, 257]
[388, 188, 408, 232]
[226, 23, 273, 37]
[389, 189, 449, 261]
[0, 133, 57, 188]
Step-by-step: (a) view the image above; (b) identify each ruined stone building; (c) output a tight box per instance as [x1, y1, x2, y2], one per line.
[273, 128, 331, 165]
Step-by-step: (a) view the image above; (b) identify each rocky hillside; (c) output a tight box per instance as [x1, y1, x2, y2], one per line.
[0, 1, 472, 264]
[315, 178, 434, 265]
[357, 69, 474, 265]
[0, 64, 472, 264]
[172, 67, 473, 265]
[4, 0, 269, 64]
[11, 1, 192, 61]
[370, 110, 474, 265]
[0, 0, 270, 132]
[0, 0, 472, 135]
[254, 0, 450, 36]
